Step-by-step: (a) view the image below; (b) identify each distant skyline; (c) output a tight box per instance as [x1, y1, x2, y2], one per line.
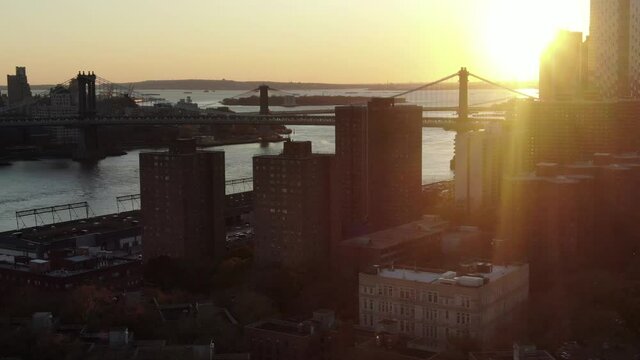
[1, 0, 589, 85]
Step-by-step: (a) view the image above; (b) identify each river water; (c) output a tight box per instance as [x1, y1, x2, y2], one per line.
[0, 87, 535, 231]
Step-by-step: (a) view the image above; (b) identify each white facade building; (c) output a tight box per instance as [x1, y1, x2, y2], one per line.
[358, 262, 529, 352]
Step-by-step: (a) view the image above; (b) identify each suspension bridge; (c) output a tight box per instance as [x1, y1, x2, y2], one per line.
[0, 68, 537, 159]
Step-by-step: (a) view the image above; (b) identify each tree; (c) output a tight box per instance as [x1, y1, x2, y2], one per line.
[61, 285, 114, 324]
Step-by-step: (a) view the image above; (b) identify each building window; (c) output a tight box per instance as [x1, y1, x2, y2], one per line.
[423, 291, 438, 303]
[400, 288, 410, 299]
[400, 320, 414, 334]
[425, 308, 438, 321]
[424, 325, 438, 339]
[382, 302, 391, 313]
[456, 312, 470, 325]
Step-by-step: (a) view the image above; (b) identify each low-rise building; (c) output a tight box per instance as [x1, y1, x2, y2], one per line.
[336, 215, 447, 276]
[358, 262, 529, 352]
[0, 210, 142, 263]
[245, 310, 337, 360]
[0, 255, 141, 291]
[469, 343, 555, 360]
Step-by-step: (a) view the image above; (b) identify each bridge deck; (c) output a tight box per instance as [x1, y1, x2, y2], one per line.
[0, 114, 503, 128]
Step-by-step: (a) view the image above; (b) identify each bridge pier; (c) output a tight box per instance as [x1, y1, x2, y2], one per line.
[77, 72, 97, 118]
[257, 84, 273, 138]
[259, 85, 270, 115]
[73, 72, 104, 161]
[73, 125, 105, 161]
[458, 67, 469, 121]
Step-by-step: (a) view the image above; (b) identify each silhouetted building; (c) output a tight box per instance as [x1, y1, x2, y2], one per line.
[0, 210, 141, 263]
[501, 153, 640, 287]
[36, 85, 81, 145]
[539, 31, 585, 101]
[335, 98, 422, 237]
[359, 262, 529, 352]
[140, 139, 225, 262]
[245, 310, 337, 360]
[336, 215, 447, 276]
[501, 165, 595, 289]
[589, 0, 640, 98]
[0, 256, 141, 291]
[454, 125, 505, 214]
[7, 66, 32, 105]
[632, 0, 640, 97]
[253, 141, 334, 269]
[510, 99, 640, 172]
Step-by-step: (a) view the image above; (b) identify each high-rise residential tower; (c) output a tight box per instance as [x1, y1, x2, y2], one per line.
[454, 125, 505, 214]
[335, 98, 423, 237]
[140, 139, 226, 262]
[539, 31, 585, 101]
[589, 0, 640, 98]
[630, 0, 640, 97]
[253, 141, 335, 269]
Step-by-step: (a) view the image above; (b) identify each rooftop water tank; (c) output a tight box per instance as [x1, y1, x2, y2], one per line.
[457, 276, 484, 287]
[441, 271, 457, 279]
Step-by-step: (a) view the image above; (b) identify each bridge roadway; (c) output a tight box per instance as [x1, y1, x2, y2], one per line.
[0, 113, 503, 129]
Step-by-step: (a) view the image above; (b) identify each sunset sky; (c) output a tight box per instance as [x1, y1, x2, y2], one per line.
[1, 0, 590, 85]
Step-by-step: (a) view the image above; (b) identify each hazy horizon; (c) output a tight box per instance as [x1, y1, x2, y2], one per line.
[2, 0, 589, 85]
[0, 77, 540, 89]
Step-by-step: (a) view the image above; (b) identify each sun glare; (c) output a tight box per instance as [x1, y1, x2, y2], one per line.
[482, 0, 588, 81]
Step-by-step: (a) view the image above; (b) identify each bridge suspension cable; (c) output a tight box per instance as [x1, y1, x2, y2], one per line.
[468, 72, 538, 99]
[389, 72, 459, 99]
[266, 87, 297, 96]
[229, 89, 260, 99]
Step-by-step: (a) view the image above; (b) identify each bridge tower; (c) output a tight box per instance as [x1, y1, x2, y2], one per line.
[259, 85, 270, 115]
[73, 71, 104, 162]
[458, 67, 469, 121]
[77, 71, 97, 118]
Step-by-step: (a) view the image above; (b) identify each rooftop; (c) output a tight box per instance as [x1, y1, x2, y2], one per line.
[469, 350, 555, 360]
[0, 257, 138, 278]
[341, 216, 448, 250]
[65, 255, 93, 263]
[247, 319, 316, 337]
[370, 262, 525, 288]
[0, 210, 141, 252]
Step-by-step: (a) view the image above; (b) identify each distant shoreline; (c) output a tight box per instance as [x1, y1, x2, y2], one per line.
[0, 79, 538, 92]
